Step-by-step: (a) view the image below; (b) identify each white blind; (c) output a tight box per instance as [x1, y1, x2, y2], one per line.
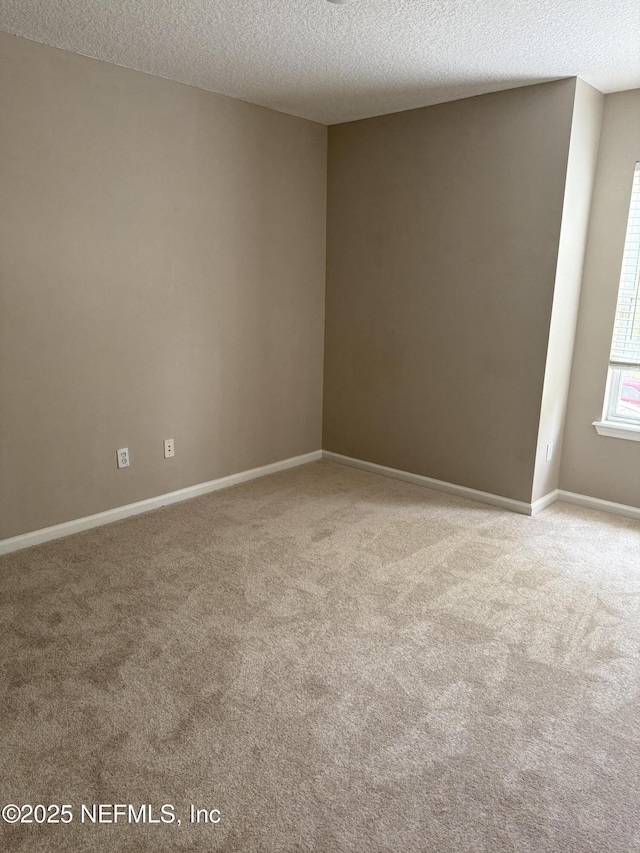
[610, 162, 640, 368]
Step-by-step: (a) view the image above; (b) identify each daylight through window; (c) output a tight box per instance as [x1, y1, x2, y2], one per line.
[603, 162, 640, 427]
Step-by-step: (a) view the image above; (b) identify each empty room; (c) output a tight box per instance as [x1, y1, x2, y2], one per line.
[1, 0, 639, 850]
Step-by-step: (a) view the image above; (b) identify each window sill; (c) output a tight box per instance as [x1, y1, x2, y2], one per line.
[593, 420, 640, 441]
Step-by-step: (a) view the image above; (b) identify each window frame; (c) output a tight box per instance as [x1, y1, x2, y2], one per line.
[593, 161, 640, 441]
[594, 369, 640, 441]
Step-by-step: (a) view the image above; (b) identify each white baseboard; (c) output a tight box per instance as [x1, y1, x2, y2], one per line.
[4, 452, 636, 557]
[531, 489, 559, 516]
[322, 450, 543, 516]
[323, 452, 640, 523]
[0, 450, 322, 556]
[556, 489, 640, 522]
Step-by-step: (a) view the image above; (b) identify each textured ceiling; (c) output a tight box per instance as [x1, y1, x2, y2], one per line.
[1, 0, 639, 124]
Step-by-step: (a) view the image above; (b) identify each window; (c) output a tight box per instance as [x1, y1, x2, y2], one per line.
[595, 162, 640, 440]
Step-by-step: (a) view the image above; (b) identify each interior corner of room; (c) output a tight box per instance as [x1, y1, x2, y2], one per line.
[0, 32, 639, 552]
[3, 9, 640, 852]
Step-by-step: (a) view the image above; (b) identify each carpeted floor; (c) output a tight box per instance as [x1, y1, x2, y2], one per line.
[1, 460, 640, 852]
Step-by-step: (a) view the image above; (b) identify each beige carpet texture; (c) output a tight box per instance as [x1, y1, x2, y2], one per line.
[1, 460, 640, 852]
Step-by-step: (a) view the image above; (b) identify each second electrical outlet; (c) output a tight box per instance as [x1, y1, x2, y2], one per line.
[164, 438, 175, 458]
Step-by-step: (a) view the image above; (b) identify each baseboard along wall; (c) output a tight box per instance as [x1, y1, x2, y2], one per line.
[1, 450, 638, 556]
[557, 489, 640, 522]
[322, 451, 543, 515]
[0, 451, 322, 556]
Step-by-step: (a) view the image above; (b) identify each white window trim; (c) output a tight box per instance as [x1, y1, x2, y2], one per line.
[593, 420, 640, 441]
[594, 161, 640, 441]
[593, 365, 640, 440]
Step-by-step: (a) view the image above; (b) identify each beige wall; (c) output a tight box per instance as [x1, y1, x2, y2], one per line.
[0, 33, 327, 539]
[3, 28, 633, 536]
[560, 89, 640, 507]
[531, 80, 603, 502]
[323, 80, 577, 503]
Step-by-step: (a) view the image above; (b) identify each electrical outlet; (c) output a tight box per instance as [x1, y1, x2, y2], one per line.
[117, 447, 130, 469]
[546, 442, 554, 462]
[164, 438, 175, 459]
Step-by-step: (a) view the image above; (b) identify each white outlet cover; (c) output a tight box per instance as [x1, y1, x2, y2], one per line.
[164, 439, 175, 458]
[117, 447, 130, 468]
